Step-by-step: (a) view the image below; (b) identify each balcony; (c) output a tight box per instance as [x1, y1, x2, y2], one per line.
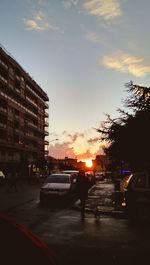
[25, 132, 35, 139]
[0, 74, 7, 84]
[0, 59, 8, 69]
[44, 111, 49, 118]
[26, 96, 38, 108]
[44, 102, 49, 109]
[44, 131, 49, 136]
[44, 121, 49, 127]
[26, 121, 37, 129]
[16, 75, 20, 81]
[44, 150, 49, 155]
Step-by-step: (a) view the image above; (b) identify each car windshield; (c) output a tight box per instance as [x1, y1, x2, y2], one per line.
[45, 174, 70, 184]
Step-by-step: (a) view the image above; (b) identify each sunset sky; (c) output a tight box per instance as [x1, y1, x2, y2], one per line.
[1, 0, 150, 161]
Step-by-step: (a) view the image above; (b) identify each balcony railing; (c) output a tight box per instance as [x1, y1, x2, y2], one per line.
[16, 75, 20, 81]
[0, 59, 8, 69]
[44, 121, 49, 127]
[26, 96, 38, 107]
[44, 131, 49, 136]
[0, 74, 7, 84]
[26, 121, 37, 129]
[44, 111, 49, 118]
[44, 102, 49, 109]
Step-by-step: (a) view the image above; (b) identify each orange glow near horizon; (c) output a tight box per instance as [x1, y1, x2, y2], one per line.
[85, 160, 93, 168]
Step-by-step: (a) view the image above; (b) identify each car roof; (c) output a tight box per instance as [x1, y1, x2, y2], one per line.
[63, 170, 79, 173]
[48, 173, 71, 177]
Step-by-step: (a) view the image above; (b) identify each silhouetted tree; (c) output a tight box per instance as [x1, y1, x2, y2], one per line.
[97, 81, 150, 171]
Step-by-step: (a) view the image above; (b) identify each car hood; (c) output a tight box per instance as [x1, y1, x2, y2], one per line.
[42, 183, 71, 190]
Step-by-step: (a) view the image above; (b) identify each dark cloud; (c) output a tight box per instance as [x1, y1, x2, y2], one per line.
[49, 141, 76, 159]
[87, 137, 100, 144]
[62, 131, 84, 143]
[69, 132, 84, 142]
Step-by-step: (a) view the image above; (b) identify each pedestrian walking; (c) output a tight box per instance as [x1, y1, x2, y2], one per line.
[76, 170, 90, 220]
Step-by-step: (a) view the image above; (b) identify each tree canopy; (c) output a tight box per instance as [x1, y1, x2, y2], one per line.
[97, 81, 150, 171]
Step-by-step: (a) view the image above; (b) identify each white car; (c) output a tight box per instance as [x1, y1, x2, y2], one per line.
[0, 171, 5, 184]
[62, 170, 79, 183]
[40, 173, 73, 204]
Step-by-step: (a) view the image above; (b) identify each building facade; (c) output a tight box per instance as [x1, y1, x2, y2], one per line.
[92, 155, 110, 172]
[0, 45, 49, 176]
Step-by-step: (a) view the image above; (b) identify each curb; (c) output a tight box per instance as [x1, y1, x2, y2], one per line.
[73, 199, 125, 218]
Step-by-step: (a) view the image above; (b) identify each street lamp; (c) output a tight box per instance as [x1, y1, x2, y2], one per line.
[45, 138, 58, 175]
[49, 138, 59, 143]
[46, 138, 58, 157]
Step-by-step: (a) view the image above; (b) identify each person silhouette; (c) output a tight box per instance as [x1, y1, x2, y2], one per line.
[76, 170, 90, 220]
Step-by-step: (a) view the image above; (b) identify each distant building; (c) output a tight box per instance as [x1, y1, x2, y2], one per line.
[56, 157, 78, 170]
[93, 155, 110, 172]
[0, 45, 49, 175]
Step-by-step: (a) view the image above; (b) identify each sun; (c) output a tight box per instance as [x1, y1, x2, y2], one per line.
[86, 160, 93, 168]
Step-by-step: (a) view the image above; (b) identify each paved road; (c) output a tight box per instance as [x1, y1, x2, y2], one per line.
[1, 180, 150, 265]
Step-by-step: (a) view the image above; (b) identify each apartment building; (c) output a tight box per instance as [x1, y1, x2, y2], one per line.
[0, 45, 49, 176]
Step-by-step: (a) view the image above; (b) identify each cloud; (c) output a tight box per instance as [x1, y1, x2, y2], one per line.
[49, 142, 75, 159]
[23, 11, 59, 31]
[83, 0, 122, 20]
[102, 51, 150, 77]
[86, 32, 105, 43]
[38, 0, 49, 6]
[62, 0, 78, 8]
[48, 130, 105, 160]
[87, 137, 100, 143]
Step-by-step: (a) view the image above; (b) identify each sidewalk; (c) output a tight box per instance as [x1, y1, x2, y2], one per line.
[74, 179, 125, 217]
[0, 180, 41, 213]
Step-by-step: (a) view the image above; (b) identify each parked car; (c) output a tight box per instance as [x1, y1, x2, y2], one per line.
[40, 173, 74, 204]
[0, 170, 6, 185]
[62, 170, 79, 183]
[123, 171, 150, 221]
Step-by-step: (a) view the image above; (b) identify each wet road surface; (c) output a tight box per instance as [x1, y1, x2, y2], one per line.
[1, 180, 150, 265]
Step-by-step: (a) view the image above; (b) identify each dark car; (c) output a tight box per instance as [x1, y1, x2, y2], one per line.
[124, 172, 150, 221]
[40, 173, 74, 205]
